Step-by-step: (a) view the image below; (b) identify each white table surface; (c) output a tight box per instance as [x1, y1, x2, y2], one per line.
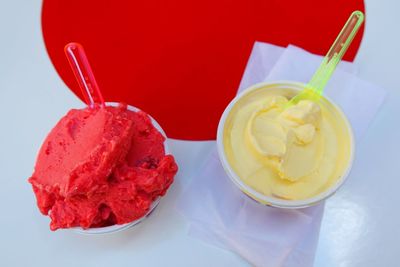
[0, 0, 399, 266]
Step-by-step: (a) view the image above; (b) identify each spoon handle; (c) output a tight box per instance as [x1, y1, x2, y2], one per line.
[308, 11, 364, 96]
[64, 42, 105, 108]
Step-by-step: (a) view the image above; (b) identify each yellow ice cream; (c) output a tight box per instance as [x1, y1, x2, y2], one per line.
[223, 86, 352, 201]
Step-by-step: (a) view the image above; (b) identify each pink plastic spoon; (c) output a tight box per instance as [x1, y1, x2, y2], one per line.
[64, 42, 105, 108]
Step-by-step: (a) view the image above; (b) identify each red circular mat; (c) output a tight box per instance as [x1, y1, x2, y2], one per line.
[42, 0, 365, 140]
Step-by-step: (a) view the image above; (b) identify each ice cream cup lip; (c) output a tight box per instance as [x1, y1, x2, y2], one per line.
[71, 102, 170, 234]
[216, 81, 355, 209]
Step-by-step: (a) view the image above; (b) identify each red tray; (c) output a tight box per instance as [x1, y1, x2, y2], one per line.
[42, 0, 365, 140]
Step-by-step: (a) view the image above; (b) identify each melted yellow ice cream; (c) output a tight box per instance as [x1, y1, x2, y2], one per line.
[223, 86, 352, 200]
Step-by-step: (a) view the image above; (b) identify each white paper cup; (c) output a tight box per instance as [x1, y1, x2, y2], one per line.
[71, 103, 170, 234]
[217, 81, 355, 209]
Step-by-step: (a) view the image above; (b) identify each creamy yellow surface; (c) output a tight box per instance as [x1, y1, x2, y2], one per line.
[223, 86, 352, 200]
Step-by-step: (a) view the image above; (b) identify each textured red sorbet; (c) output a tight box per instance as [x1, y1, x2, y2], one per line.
[28, 104, 178, 230]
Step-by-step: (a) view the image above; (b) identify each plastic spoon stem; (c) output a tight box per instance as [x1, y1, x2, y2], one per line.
[288, 11, 364, 106]
[64, 42, 105, 108]
[308, 11, 364, 95]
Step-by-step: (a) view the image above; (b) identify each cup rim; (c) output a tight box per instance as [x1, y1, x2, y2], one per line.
[71, 102, 169, 234]
[216, 81, 355, 209]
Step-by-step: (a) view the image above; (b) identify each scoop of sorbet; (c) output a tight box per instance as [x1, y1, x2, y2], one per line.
[29, 104, 177, 230]
[247, 97, 321, 182]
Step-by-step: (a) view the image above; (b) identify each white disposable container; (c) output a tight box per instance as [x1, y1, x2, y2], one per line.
[73, 103, 169, 234]
[217, 81, 355, 209]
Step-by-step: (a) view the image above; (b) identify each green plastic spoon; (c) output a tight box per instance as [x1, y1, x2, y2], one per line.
[287, 11, 364, 106]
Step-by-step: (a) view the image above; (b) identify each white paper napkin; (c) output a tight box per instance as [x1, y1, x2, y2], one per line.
[177, 42, 387, 267]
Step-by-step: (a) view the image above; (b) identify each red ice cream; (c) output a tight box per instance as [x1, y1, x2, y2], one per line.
[29, 104, 177, 230]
